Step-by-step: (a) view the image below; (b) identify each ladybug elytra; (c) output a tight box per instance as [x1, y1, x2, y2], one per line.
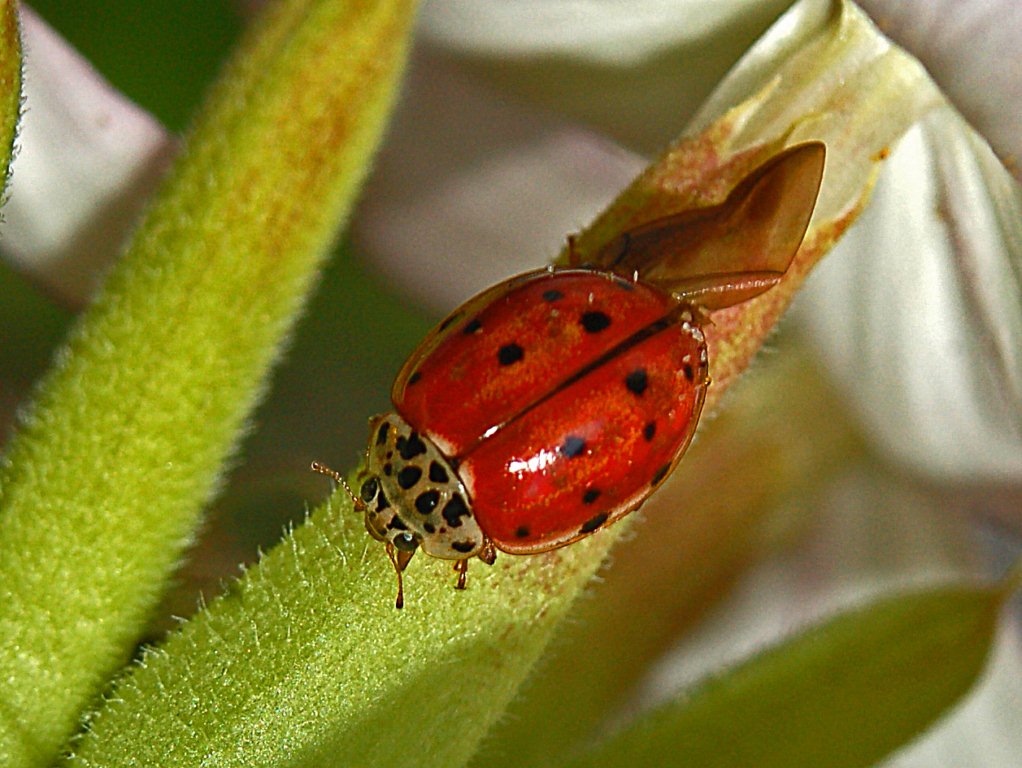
[314, 142, 826, 608]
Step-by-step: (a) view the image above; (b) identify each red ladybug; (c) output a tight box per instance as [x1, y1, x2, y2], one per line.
[314, 142, 825, 607]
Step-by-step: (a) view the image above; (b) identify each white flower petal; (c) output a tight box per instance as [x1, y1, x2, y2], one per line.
[351, 49, 642, 311]
[357, 0, 904, 310]
[417, 0, 796, 152]
[856, 0, 1022, 182]
[796, 111, 1022, 483]
[1, 6, 176, 306]
[420, 0, 792, 63]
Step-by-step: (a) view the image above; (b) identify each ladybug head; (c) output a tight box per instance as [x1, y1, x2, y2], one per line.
[364, 413, 489, 563]
[358, 472, 420, 553]
[355, 467, 420, 610]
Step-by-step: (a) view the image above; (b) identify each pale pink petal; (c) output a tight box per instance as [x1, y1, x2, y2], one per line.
[417, 0, 795, 152]
[1, 6, 176, 306]
[797, 111, 1022, 484]
[355, 0, 810, 310]
[351, 48, 642, 311]
[420, 0, 791, 63]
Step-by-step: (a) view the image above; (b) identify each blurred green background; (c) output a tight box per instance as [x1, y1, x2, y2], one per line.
[32, 0, 240, 131]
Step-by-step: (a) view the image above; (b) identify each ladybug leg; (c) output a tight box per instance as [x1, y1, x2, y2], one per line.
[479, 537, 497, 565]
[385, 541, 414, 610]
[565, 233, 579, 266]
[688, 305, 713, 388]
[454, 538, 497, 590]
[566, 232, 604, 271]
[454, 558, 469, 590]
[693, 303, 713, 328]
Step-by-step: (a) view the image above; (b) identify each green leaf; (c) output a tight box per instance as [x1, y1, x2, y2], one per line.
[564, 584, 1006, 768]
[64, 495, 615, 766]
[0, 1, 417, 765]
[0, 0, 20, 192]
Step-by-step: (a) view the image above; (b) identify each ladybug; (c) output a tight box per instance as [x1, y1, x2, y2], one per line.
[314, 142, 825, 607]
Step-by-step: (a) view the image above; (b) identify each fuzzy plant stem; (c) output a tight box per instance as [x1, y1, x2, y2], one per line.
[0, 1, 417, 765]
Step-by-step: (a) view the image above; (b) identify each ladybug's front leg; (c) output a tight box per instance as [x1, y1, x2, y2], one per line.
[385, 541, 415, 610]
[454, 558, 469, 590]
[453, 538, 497, 590]
[479, 538, 497, 565]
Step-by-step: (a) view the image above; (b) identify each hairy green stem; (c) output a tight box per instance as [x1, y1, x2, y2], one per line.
[0, 1, 417, 765]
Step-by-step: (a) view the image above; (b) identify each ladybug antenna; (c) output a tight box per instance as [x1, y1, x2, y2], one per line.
[311, 461, 364, 511]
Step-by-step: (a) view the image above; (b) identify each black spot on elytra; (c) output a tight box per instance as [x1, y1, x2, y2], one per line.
[542, 289, 564, 302]
[561, 435, 586, 458]
[415, 490, 440, 516]
[359, 477, 379, 503]
[423, 522, 436, 534]
[580, 310, 611, 333]
[452, 540, 476, 553]
[407, 370, 422, 386]
[463, 318, 482, 335]
[625, 368, 648, 395]
[498, 343, 524, 366]
[428, 461, 449, 484]
[442, 494, 471, 528]
[580, 512, 608, 533]
[387, 515, 408, 531]
[383, 463, 393, 476]
[397, 465, 422, 490]
[376, 423, 389, 446]
[515, 525, 531, 538]
[683, 363, 694, 382]
[376, 489, 390, 511]
[643, 421, 656, 442]
[651, 463, 671, 487]
[583, 488, 601, 505]
[397, 432, 427, 460]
